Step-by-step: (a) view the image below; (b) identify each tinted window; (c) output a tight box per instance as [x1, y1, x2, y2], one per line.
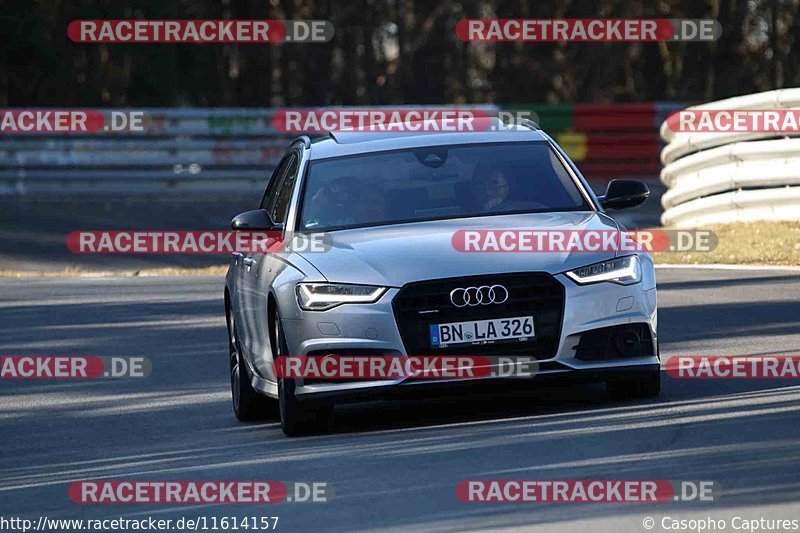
[270, 155, 299, 224]
[260, 154, 294, 211]
[299, 142, 590, 231]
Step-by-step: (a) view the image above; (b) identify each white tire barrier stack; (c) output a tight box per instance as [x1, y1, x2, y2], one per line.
[659, 89, 800, 227]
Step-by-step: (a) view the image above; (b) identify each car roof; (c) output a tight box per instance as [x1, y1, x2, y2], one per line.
[305, 121, 550, 160]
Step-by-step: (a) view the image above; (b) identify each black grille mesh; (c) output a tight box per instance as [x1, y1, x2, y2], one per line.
[391, 272, 565, 359]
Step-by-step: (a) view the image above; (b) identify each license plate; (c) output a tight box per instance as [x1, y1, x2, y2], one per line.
[430, 316, 535, 348]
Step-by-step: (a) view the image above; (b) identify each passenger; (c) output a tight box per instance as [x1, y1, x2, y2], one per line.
[304, 176, 358, 228]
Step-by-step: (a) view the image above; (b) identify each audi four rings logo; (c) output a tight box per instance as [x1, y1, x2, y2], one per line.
[449, 285, 509, 307]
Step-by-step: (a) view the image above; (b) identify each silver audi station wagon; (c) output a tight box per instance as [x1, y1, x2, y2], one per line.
[225, 123, 659, 436]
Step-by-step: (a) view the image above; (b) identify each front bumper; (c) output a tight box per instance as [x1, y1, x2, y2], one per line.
[278, 271, 658, 401]
[291, 363, 661, 404]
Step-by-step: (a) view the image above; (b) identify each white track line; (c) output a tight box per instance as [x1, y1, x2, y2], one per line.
[656, 263, 800, 272]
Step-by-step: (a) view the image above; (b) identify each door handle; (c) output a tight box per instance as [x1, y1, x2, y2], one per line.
[242, 256, 256, 267]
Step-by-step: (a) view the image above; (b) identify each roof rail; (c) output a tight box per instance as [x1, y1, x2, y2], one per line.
[515, 118, 541, 131]
[291, 135, 312, 149]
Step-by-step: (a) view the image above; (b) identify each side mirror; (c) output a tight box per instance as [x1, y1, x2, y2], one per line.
[598, 180, 650, 210]
[230, 209, 284, 231]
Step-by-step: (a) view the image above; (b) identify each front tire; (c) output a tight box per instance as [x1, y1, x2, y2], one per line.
[273, 311, 333, 437]
[228, 311, 273, 421]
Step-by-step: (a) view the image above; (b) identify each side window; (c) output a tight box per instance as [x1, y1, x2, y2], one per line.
[270, 155, 300, 224]
[259, 154, 293, 211]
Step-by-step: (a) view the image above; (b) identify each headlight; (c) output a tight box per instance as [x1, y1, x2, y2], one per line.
[565, 255, 641, 285]
[296, 283, 387, 311]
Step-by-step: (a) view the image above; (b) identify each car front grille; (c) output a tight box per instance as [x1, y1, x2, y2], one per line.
[391, 272, 565, 359]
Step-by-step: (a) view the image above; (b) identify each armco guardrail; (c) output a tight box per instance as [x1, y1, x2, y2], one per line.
[503, 102, 685, 179]
[0, 109, 289, 194]
[1, 103, 678, 195]
[0, 106, 499, 195]
[659, 89, 800, 227]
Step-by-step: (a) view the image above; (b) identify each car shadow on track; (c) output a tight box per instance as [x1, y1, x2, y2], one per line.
[316, 372, 800, 436]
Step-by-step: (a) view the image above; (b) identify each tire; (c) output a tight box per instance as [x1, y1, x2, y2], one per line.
[273, 311, 333, 437]
[228, 310, 274, 421]
[606, 369, 661, 400]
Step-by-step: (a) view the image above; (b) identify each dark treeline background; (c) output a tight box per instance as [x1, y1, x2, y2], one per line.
[1, 0, 798, 107]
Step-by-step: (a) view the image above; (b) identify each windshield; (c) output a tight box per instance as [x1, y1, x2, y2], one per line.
[299, 142, 592, 231]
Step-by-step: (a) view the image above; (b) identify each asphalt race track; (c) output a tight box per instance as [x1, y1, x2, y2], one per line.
[1, 267, 799, 532]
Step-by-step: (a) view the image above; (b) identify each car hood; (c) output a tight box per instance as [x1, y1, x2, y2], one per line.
[295, 211, 620, 287]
